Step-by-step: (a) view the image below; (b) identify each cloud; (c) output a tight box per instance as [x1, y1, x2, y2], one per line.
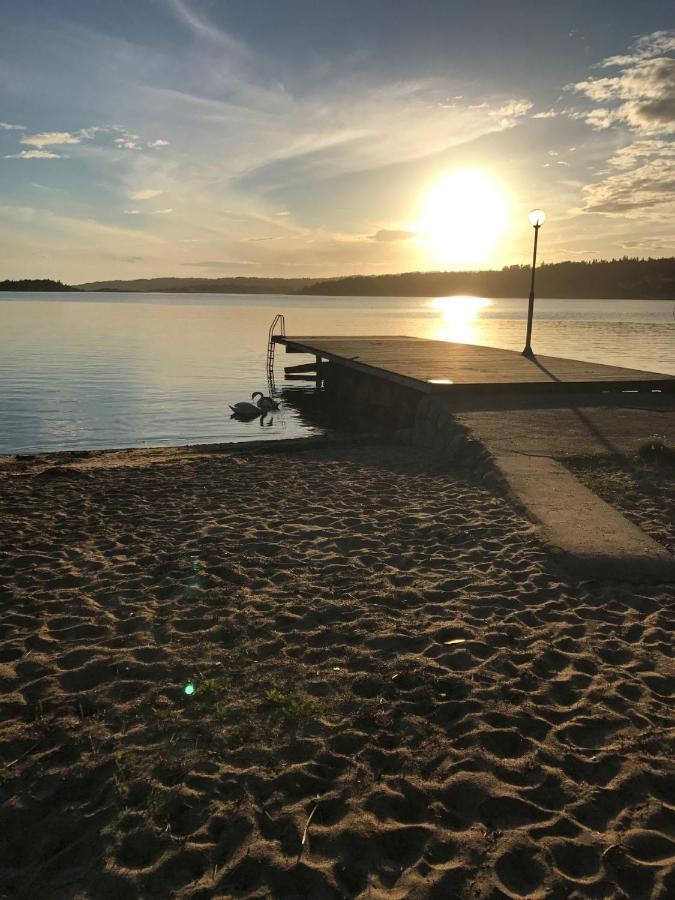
[619, 238, 675, 250]
[4, 149, 64, 159]
[580, 137, 675, 217]
[582, 156, 675, 215]
[181, 260, 231, 268]
[609, 139, 675, 169]
[115, 138, 142, 150]
[571, 31, 675, 134]
[129, 189, 163, 200]
[568, 31, 675, 223]
[4, 123, 170, 158]
[532, 110, 557, 119]
[601, 31, 675, 67]
[369, 228, 417, 242]
[77, 126, 107, 140]
[21, 131, 81, 148]
[492, 99, 533, 126]
[232, 85, 535, 195]
[168, 0, 253, 65]
[123, 205, 172, 215]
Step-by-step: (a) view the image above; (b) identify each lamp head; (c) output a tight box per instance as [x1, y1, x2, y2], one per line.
[528, 209, 546, 227]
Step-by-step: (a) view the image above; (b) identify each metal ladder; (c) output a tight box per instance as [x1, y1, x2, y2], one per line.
[266, 313, 285, 393]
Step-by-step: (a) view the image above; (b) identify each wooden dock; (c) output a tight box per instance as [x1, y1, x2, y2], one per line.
[275, 334, 675, 580]
[276, 335, 674, 400]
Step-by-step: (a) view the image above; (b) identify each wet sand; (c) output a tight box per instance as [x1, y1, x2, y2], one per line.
[1, 439, 673, 899]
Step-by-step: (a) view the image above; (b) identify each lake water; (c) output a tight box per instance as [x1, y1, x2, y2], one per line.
[1, 292, 673, 454]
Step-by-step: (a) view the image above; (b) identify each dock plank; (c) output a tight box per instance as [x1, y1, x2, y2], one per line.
[275, 335, 673, 393]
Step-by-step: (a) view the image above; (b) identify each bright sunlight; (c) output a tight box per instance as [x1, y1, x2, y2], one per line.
[419, 170, 508, 268]
[430, 295, 492, 344]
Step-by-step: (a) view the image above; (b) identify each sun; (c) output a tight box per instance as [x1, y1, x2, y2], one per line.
[419, 170, 508, 267]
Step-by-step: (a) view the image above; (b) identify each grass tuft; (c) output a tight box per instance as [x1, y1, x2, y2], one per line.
[636, 436, 675, 466]
[264, 687, 321, 725]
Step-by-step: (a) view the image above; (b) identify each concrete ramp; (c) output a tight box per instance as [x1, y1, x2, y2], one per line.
[496, 453, 675, 582]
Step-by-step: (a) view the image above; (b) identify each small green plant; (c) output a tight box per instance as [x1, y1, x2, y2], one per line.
[145, 786, 170, 824]
[637, 436, 675, 466]
[264, 687, 321, 724]
[191, 677, 230, 711]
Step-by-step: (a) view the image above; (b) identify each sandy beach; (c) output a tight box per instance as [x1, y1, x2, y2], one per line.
[1, 438, 673, 899]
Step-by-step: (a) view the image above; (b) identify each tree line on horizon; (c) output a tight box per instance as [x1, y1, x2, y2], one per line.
[0, 278, 79, 292]
[1, 257, 674, 299]
[298, 257, 675, 299]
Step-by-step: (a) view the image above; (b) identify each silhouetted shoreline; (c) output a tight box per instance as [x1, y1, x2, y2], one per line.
[0, 279, 80, 292]
[2, 257, 674, 299]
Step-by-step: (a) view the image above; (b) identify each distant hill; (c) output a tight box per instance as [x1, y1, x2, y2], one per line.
[6, 257, 675, 299]
[76, 276, 318, 293]
[298, 257, 675, 300]
[0, 278, 80, 292]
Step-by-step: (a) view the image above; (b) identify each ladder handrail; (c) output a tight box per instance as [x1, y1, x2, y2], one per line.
[266, 313, 285, 393]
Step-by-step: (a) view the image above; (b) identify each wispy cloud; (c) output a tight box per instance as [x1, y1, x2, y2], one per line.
[568, 31, 675, 224]
[181, 260, 231, 268]
[582, 155, 675, 215]
[168, 0, 253, 65]
[115, 138, 142, 150]
[571, 30, 675, 134]
[4, 149, 64, 159]
[129, 189, 163, 200]
[369, 228, 417, 242]
[0, 121, 25, 131]
[21, 131, 81, 148]
[601, 31, 675, 68]
[619, 237, 674, 249]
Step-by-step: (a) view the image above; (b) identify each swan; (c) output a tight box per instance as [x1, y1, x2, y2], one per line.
[252, 391, 280, 411]
[229, 400, 262, 417]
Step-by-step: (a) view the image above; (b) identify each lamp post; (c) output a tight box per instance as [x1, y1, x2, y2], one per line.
[522, 208, 545, 358]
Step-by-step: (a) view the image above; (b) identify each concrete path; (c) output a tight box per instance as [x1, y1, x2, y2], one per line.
[495, 452, 675, 582]
[457, 398, 675, 459]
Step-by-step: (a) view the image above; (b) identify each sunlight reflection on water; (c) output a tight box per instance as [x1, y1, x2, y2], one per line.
[429, 295, 493, 343]
[0, 291, 673, 453]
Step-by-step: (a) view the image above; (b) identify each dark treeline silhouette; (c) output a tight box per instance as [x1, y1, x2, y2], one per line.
[4, 257, 675, 298]
[76, 276, 316, 293]
[0, 278, 80, 292]
[299, 257, 675, 299]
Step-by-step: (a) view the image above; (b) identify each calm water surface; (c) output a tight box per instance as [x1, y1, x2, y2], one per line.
[1, 292, 673, 454]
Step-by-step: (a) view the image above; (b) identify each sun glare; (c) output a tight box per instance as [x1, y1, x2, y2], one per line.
[419, 170, 508, 267]
[430, 295, 492, 343]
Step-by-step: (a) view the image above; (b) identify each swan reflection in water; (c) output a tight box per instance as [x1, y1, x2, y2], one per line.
[230, 391, 281, 427]
[229, 407, 276, 427]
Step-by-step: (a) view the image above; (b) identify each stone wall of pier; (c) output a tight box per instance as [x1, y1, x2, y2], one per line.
[322, 362, 496, 477]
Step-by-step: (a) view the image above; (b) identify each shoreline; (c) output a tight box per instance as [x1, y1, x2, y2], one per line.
[1, 437, 674, 897]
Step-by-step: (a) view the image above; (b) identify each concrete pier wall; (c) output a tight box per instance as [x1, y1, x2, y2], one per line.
[322, 362, 496, 477]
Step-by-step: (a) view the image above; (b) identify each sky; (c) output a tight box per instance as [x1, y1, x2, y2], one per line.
[1, 0, 674, 282]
